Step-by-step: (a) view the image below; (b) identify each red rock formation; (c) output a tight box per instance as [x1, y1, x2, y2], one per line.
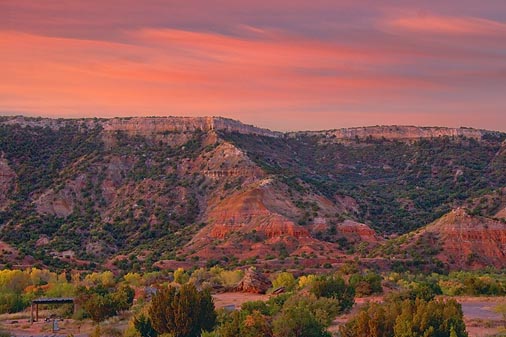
[495, 207, 506, 219]
[259, 220, 309, 239]
[337, 220, 380, 243]
[424, 208, 506, 269]
[184, 178, 351, 263]
[197, 142, 264, 182]
[194, 185, 309, 242]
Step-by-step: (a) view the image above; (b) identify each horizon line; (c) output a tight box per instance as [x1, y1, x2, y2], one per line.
[1, 113, 505, 134]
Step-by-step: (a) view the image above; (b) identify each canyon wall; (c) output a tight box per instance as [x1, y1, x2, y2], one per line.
[425, 208, 506, 268]
[291, 125, 500, 141]
[0, 116, 282, 137]
[101, 117, 282, 137]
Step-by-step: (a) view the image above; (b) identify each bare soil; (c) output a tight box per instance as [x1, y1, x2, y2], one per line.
[0, 309, 124, 337]
[213, 292, 269, 310]
[456, 296, 506, 337]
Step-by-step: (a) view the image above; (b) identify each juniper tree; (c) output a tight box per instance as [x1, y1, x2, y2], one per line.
[148, 283, 216, 337]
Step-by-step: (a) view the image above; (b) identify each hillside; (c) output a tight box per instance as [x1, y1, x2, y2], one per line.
[425, 208, 506, 269]
[222, 128, 506, 232]
[0, 116, 505, 272]
[375, 208, 506, 270]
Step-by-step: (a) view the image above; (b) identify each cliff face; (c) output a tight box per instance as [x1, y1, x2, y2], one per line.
[102, 117, 282, 138]
[424, 208, 506, 269]
[291, 125, 498, 141]
[6, 117, 497, 141]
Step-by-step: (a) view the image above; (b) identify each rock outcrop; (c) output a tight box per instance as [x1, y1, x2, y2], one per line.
[236, 267, 271, 294]
[199, 142, 264, 182]
[191, 183, 310, 244]
[102, 116, 281, 138]
[424, 208, 506, 269]
[184, 177, 350, 263]
[291, 125, 499, 141]
[1, 117, 499, 141]
[337, 220, 380, 243]
[34, 175, 86, 217]
[495, 208, 506, 219]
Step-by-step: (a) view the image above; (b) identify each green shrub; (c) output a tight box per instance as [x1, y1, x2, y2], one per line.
[272, 272, 297, 291]
[340, 297, 467, 337]
[148, 284, 216, 337]
[272, 304, 331, 337]
[349, 271, 383, 296]
[309, 275, 355, 312]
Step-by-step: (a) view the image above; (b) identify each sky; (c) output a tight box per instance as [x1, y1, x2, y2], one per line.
[1, 1, 505, 131]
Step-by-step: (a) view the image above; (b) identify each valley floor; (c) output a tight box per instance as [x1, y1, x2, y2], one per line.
[329, 296, 506, 337]
[0, 294, 504, 337]
[0, 292, 268, 337]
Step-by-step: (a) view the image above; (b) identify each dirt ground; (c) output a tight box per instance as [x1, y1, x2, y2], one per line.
[213, 292, 269, 310]
[0, 313, 95, 337]
[456, 296, 506, 337]
[0, 308, 131, 337]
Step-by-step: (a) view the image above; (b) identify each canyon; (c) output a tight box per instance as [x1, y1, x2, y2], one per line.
[0, 116, 505, 272]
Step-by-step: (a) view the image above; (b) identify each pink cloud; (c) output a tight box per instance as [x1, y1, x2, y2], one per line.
[385, 13, 506, 35]
[1, 29, 441, 116]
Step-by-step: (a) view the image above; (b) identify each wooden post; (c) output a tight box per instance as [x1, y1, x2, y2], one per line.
[30, 303, 34, 324]
[36, 303, 39, 322]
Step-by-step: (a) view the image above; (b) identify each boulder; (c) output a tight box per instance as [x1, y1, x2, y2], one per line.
[236, 267, 271, 294]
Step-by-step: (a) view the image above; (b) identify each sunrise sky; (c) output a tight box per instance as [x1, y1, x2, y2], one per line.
[1, 1, 505, 131]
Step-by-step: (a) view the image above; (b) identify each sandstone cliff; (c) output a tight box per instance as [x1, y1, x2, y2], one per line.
[424, 208, 506, 269]
[291, 125, 499, 141]
[98, 116, 280, 138]
[4, 117, 499, 141]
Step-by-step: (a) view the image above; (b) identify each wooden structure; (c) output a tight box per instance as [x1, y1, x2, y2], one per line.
[30, 297, 74, 323]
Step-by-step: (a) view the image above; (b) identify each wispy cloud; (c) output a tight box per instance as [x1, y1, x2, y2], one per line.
[384, 12, 506, 35]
